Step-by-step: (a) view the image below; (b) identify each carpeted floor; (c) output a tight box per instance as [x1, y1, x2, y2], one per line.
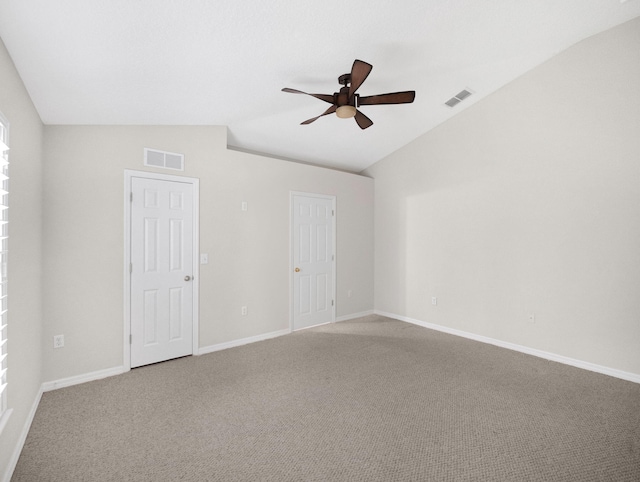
[11, 315, 640, 481]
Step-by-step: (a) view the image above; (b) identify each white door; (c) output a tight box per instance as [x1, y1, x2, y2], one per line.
[130, 177, 194, 367]
[292, 194, 335, 330]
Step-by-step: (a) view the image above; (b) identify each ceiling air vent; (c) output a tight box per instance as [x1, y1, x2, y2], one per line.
[144, 148, 184, 171]
[445, 89, 473, 108]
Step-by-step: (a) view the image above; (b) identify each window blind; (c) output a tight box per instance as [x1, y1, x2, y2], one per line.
[0, 116, 9, 422]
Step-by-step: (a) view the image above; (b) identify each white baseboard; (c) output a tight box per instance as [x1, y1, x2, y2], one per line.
[336, 310, 374, 322]
[1, 386, 43, 482]
[197, 329, 291, 355]
[376, 310, 640, 384]
[41, 366, 126, 393]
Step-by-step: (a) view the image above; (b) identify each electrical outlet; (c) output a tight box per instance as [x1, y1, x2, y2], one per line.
[53, 334, 64, 348]
[241, 306, 248, 316]
[528, 313, 535, 323]
[432, 297, 437, 306]
[241, 201, 248, 211]
[200, 253, 208, 264]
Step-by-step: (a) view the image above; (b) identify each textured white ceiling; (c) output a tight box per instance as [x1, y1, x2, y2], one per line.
[1, 0, 639, 172]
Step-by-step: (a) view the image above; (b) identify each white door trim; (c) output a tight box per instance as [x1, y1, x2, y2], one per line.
[289, 191, 337, 332]
[123, 169, 200, 371]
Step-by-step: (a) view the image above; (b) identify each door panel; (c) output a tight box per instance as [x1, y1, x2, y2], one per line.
[143, 290, 158, 344]
[131, 177, 194, 367]
[292, 194, 335, 330]
[169, 219, 183, 270]
[316, 273, 328, 311]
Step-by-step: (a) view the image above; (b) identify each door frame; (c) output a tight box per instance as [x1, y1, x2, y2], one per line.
[123, 169, 200, 371]
[289, 191, 337, 332]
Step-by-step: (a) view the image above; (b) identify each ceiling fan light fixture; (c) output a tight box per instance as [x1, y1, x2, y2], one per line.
[336, 105, 357, 119]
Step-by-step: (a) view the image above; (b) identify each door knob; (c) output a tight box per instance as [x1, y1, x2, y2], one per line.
[294, 267, 300, 272]
[184, 275, 192, 281]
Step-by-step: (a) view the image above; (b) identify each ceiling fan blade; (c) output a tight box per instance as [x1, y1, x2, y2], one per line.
[282, 88, 335, 104]
[301, 105, 337, 125]
[354, 110, 374, 130]
[348, 60, 373, 99]
[358, 91, 416, 106]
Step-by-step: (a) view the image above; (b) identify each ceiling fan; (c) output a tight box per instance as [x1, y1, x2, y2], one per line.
[282, 59, 415, 130]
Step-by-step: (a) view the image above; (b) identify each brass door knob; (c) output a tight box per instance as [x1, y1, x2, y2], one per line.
[294, 267, 300, 272]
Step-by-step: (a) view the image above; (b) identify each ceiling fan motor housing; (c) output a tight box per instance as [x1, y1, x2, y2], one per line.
[336, 86, 355, 107]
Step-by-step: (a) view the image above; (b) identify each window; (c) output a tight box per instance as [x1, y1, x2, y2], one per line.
[0, 112, 9, 430]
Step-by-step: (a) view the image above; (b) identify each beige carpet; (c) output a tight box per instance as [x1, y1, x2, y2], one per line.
[12, 315, 640, 481]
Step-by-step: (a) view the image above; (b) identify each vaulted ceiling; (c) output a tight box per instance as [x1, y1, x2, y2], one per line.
[1, 1, 639, 172]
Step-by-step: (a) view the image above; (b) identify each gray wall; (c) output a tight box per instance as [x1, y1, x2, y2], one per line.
[364, 18, 640, 375]
[42, 125, 374, 381]
[0, 39, 44, 478]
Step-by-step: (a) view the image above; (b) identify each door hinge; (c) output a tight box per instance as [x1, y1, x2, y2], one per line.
[332, 300, 334, 306]
[129, 334, 132, 344]
[332, 210, 334, 216]
[130, 192, 133, 202]
[332, 254, 334, 261]
[129, 263, 133, 273]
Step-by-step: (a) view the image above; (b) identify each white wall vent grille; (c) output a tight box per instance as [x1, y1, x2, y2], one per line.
[445, 89, 473, 108]
[144, 148, 184, 171]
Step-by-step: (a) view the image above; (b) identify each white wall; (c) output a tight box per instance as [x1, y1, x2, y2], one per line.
[364, 17, 640, 376]
[42, 125, 374, 382]
[0, 39, 44, 478]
